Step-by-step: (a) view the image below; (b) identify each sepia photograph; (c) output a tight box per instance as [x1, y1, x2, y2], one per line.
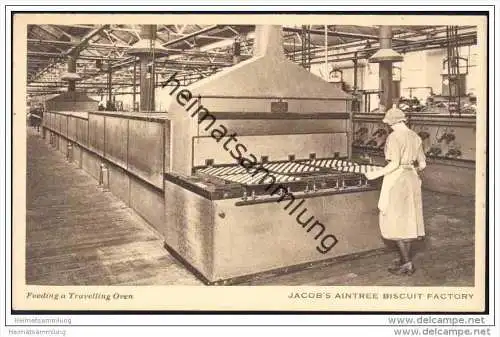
[7, 9, 491, 316]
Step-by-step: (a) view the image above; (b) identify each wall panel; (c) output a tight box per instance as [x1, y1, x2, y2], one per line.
[127, 119, 164, 188]
[88, 114, 105, 156]
[104, 116, 128, 168]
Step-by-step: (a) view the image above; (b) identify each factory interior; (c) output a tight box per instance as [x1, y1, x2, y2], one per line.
[26, 23, 477, 286]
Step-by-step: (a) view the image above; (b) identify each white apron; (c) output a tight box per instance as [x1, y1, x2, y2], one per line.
[378, 129, 425, 240]
[378, 167, 403, 214]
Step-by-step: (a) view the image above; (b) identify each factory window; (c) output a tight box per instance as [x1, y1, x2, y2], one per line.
[441, 74, 467, 97]
[441, 56, 468, 97]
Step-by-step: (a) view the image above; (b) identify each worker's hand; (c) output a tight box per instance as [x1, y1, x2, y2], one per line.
[416, 167, 425, 179]
[364, 170, 380, 181]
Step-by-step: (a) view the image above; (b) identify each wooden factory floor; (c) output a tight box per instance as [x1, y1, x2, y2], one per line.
[26, 129, 475, 287]
[26, 128, 202, 286]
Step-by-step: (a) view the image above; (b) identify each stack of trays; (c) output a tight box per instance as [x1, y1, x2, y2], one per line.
[196, 165, 247, 176]
[304, 159, 380, 173]
[261, 162, 320, 174]
[221, 172, 300, 185]
[195, 163, 301, 185]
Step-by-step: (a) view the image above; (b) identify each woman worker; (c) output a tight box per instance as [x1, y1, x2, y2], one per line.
[364, 105, 426, 275]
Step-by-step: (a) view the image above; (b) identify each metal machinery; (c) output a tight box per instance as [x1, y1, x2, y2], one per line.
[352, 112, 475, 198]
[161, 25, 385, 285]
[351, 25, 476, 198]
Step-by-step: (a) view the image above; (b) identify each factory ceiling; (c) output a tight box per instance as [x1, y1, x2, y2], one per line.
[26, 24, 477, 96]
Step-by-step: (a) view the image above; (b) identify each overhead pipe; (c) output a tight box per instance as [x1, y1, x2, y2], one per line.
[110, 55, 234, 73]
[306, 41, 476, 66]
[28, 39, 132, 50]
[113, 57, 232, 68]
[283, 26, 410, 43]
[28, 81, 133, 86]
[27, 51, 124, 61]
[320, 31, 476, 58]
[28, 39, 80, 46]
[28, 91, 143, 96]
[306, 32, 476, 64]
[29, 39, 239, 56]
[285, 25, 476, 57]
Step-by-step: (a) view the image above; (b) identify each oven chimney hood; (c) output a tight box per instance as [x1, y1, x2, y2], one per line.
[186, 25, 351, 100]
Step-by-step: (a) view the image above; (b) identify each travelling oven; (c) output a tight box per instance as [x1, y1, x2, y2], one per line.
[161, 25, 385, 285]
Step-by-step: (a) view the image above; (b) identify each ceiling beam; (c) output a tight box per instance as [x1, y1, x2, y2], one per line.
[176, 25, 187, 34]
[35, 25, 63, 41]
[108, 25, 140, 33]
[48, 25, 74, 40]
[28, 39, 133, 51]
[330, 26, 348, 44]
[157, 31, 227, 40]
[28, 39, 78, 46]
[53, 24, 95, 29]
[64, 24, 109, 56]
[225, 26, 240, 35]
[29, 26, 109, 82]
[162, 25, 220, 47]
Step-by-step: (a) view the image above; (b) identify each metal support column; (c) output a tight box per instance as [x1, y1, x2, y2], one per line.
[127, 25, 168, 112]
[107, 61, 112, 109]
[368, 26, 403, 111]
[378, 26, 394, 110]
[133, 60, 137, 111]
[61, 50, 81, 92]
[324, 25, 328, 80]
[67, 55, 77, 92]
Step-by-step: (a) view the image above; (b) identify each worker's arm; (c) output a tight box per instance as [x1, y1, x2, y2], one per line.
[365, 160, 399, 180]
[364, 133, 400, 180]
